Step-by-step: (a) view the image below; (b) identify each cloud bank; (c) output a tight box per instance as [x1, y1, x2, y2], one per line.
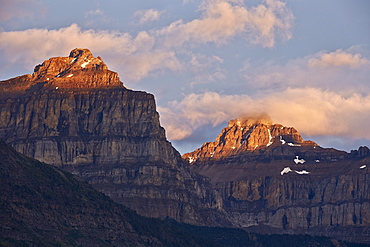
[159, 88, 370, 142]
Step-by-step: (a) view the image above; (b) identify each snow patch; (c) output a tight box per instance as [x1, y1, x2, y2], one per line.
[288, 143, 301, 147]
[188, 157, 196, 164]
[71, 57, 77, 63]
[295, 170, 310, 175]
[315, 160, 320, 163]
[360, 165, 367, 169]
[81, 60, 90, 68]
[46, 78, 49, 81]
[281, 167, 292, 175]
[266, 129, 273, 147]
[280, 136, 286, 145]
[210, 151, 215, 158]
[294, 156, 305, 164]
[66, 74, 73, 78]
[55, 87, 59, 90]
[281, 167, 310, 175]
[231, 146, 236, 149]
[254, 145, 258, 150]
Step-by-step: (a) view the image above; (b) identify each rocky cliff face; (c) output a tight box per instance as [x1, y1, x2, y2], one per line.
[183, 115, 318, 164]
[184, 117, 370, 244]
[0, 49, 228, 227]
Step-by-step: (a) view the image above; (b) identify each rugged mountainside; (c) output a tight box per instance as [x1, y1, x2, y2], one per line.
[2, 140, 361, 247]
[0, 49, 228, 227]
[0, 139, 213, 246]
[183, 116, 370, 244]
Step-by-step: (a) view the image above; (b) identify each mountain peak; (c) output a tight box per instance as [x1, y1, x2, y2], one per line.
[32, 48, 112, 82]
[0, 48, 123, 97]
[183, 115, 317, 162]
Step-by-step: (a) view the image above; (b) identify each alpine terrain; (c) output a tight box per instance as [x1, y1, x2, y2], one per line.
[183, 115, 370, 244]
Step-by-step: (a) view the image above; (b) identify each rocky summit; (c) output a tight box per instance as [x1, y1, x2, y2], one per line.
[0, 48, 121, 99]
[183, 116, 370, 244]
[0, 48, 228, 227]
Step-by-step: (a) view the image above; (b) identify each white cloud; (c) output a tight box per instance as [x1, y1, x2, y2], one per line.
[0, 24, 181, 82]
[134, 9, 164, 25]
[85, 8, 103, 18]
[155, 0, 293, 47]
[308, 49, 370, 68]
[242, 46, 370, 93]
[158, 88, 370, 141]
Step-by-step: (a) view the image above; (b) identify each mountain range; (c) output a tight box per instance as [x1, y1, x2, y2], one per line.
[0, 49, 369, 245]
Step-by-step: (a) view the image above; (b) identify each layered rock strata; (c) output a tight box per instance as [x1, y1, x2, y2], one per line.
[0, 49, 228, 226]
[184, 117, 370, 244]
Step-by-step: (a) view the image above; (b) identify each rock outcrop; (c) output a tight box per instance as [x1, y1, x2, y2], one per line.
[0, 49, 228, 227]
[183, 117, 370, 244]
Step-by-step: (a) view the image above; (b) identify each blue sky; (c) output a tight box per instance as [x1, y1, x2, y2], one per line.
[1, 0, 370, 154]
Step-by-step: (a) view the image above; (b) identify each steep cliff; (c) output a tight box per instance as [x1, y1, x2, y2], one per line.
[184, 117, 370, 244]
[0, 49, 228, 226]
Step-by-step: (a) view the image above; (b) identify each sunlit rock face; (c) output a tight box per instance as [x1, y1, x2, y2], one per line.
[183, 114, 317, 163]
[0, 48, 121, 98]
[0, 49, 229, 227]
[183, 116, 370, 244]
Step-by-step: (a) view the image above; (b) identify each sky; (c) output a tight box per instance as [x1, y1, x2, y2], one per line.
[1, 0, 370, 154]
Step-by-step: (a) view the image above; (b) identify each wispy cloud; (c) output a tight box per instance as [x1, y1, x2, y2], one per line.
[155, 0, 293, 47]
[134, 9, 164, 25]
[85, 8, 103, 18]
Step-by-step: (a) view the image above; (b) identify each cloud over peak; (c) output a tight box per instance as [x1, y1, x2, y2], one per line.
[158, 88, 370, 142]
